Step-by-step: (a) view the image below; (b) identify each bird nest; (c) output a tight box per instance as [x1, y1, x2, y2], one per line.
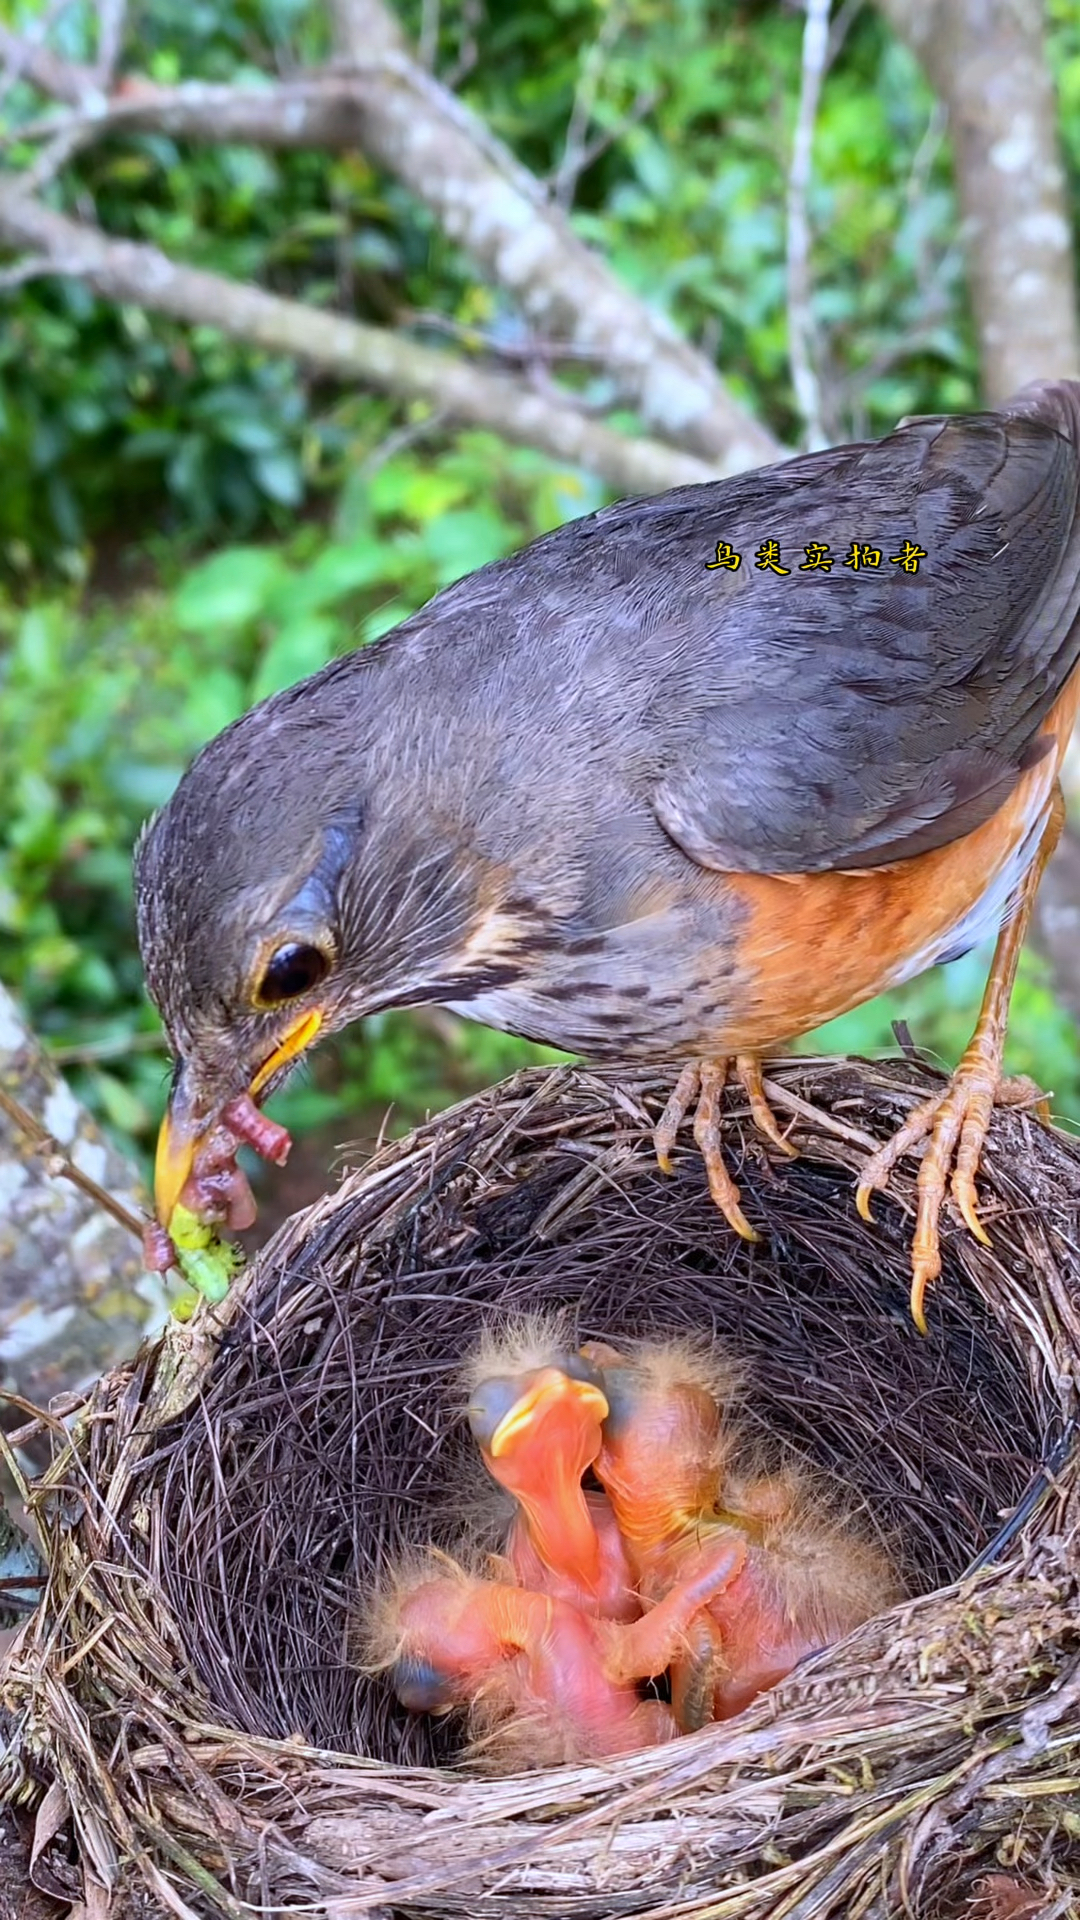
[3, 1055, 1080, 1919]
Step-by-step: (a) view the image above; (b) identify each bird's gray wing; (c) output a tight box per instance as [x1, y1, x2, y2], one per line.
[645, 380, 1080, 875]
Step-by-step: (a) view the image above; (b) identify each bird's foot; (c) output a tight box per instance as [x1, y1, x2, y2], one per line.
[607, 1536, 746, 1684]
[856, 1055, 1049, 1332]
[654, 1054, 796, 1243]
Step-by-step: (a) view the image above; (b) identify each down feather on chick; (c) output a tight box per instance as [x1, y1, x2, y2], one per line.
[583, 1337, 901, 1725]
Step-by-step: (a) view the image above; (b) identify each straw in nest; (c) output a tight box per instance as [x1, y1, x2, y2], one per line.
[2, 1055, 1079, 1918]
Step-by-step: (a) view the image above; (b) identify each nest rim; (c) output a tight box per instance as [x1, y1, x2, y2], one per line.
[3, 1052, 1080, 1920]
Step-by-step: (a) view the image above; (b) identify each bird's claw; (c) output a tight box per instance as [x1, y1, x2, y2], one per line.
[857, 1061, 1050, 1331]
[655, 1054, 798, 1244]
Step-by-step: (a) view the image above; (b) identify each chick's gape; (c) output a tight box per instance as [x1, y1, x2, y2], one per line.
[135, 377, 1080, 1324]
[467, 1350, 639, 1622]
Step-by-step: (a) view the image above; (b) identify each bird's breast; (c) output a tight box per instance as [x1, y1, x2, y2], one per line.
[444, 676, 1079, 1060]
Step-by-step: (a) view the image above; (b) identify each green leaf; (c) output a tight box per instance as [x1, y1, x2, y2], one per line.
[173, 548, 289, 631]
[253, 450, 304, 506]
[420, 508, 515, 586]
[91, 1070, 151, 1135]
[363, 600, 414, 643]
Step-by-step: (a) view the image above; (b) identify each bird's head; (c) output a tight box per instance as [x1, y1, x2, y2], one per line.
[582, 1340, 735, 1546]
[134, 667, 529, 1252]
[468, 1355, 609, 1586]
[362, 1559, 498, 1714]
[468, 1357, 609, 1485]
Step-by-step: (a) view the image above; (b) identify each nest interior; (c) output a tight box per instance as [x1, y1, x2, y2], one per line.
[152, 1066, 1066, 1767]
[5, 1055, 1080, 1919]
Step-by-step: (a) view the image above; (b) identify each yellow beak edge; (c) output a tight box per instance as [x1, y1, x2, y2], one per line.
[153, 1008, 324, 1228]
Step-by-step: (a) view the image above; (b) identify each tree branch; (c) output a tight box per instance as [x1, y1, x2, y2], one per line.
[93, 0, 127, 86]
[0, 22, 99, 110]
[786, 0, 831, 450]
[0, 186, 719, 495]
[551, 0, 627, 211]
[876, 0, 1080, 403]
[0, 28, 779, 476]
[321, 0, 780, 471]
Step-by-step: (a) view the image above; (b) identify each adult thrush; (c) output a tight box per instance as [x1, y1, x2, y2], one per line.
[135, 378, 1080, 1325]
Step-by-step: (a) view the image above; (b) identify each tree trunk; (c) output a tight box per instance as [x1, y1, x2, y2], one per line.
[878, 0, 1080, 1027]
[877, 0, 1080, 402]
[0, 984, 167, 1414]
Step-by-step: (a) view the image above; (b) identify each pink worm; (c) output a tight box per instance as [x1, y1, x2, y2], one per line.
[142, 1096, 293, 1269]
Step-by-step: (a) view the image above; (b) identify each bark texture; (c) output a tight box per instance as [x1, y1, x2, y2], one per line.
[0, 985, 166, 1412]
[878, 0, 1080, 402]
[319, 0, 779, 470]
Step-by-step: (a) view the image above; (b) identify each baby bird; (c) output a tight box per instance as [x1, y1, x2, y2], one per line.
[583, 1338, 901, 1725]
[365, 1541, 748, 1772]
[466, 1330, 638, 1621]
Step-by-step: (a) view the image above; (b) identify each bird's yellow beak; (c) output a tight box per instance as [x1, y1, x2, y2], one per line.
[153, 1101, 199, 1232]
[489, 1369, 609, 1458]
[153, 1009, 323, 1228]
[249, 1008, 323, 1099]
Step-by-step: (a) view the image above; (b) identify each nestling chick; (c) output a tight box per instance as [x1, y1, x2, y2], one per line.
[682, 1463, 902, 1722]
[580, 1336, 743, 1555]
[584, 1339, 901, 1724]
[466, 1323, 638, 1621]
[363, 1541, 748, 1772]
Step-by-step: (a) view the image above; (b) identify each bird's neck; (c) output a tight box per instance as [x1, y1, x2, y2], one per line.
[518, 1486, 603, 1591]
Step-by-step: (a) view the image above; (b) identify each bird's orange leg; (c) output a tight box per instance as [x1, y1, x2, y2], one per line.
[857, 789, 1063, 1331]
[654, 1055, 796, 1242]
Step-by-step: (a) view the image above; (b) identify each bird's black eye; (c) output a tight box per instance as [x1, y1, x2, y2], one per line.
[255, 941, 330, 1007]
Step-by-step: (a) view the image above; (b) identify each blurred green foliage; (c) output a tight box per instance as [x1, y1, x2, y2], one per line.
[0, 0, 986, 570]
[2, 0, 1080, 1198]
[0, 429, 581, 1168]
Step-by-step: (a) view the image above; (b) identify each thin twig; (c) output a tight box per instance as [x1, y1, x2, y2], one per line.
[401, 306, 612, 365]
[0, 0, 83, 112]
[46, 1030, 167, 1066]
[350, 408, 449, 481]
[559, 84, 661, 186]
[417, 0, 439, 72]
[825, 0, 863, 69]
[785, 0, 831, 451]
[552, 0, 627, 210]
[94, 0, 128, 84]
[0, 1085, 145, 1241]
[19, 116, 98, 190]
[441, 0, 481, 89]
[0, 253, 56, 289]
[904, 96, 949, 296]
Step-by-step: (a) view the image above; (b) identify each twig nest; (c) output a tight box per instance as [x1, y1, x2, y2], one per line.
[3, 1057, 1080, 1916]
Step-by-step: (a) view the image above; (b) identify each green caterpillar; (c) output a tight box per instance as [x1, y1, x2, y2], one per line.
[169, 1203, 245, 1304]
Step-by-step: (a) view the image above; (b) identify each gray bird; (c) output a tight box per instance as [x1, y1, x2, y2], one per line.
[135, 378, 1080, 1326]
